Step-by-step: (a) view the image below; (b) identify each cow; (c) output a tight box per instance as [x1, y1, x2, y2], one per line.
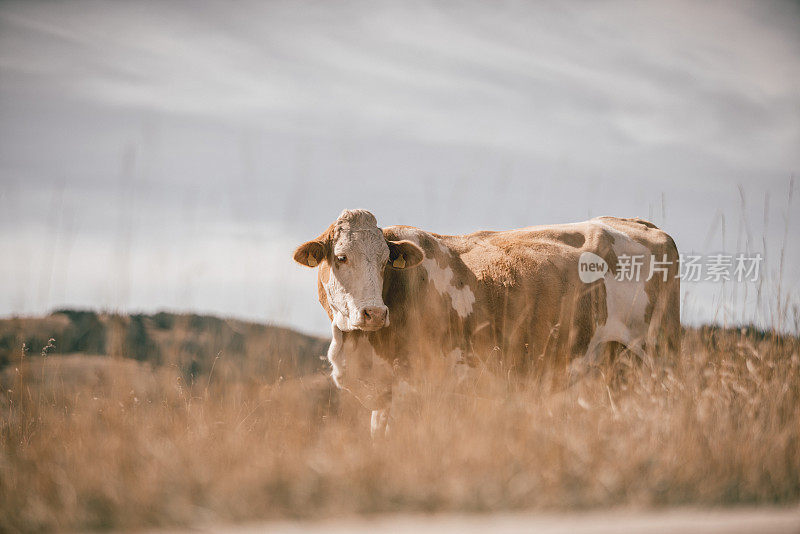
[294, 209, 680, 437]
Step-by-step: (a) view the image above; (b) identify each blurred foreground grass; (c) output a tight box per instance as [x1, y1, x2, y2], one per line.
[0, 312, 798, 532]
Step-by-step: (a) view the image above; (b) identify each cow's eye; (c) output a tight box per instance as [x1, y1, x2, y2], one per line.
[336, 255, 347, 264]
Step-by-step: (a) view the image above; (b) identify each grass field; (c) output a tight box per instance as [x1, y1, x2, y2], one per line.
[1, 314, 798, 533]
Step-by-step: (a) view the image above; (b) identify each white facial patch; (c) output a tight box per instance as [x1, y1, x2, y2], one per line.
[323, 210, 390, 331]
[421, 256, 475, 318]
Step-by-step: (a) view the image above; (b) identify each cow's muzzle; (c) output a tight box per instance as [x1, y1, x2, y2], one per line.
[353, 305, 389, 330]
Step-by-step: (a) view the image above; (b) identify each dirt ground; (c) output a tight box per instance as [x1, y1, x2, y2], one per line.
[149, 507, 800, 534]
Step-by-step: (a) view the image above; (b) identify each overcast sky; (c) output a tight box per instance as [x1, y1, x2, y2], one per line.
[1, 0, 798, 335]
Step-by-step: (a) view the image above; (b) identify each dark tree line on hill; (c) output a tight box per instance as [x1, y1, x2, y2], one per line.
[0, 310, 329, 382]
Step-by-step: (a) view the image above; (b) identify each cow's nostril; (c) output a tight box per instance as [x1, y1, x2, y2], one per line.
[360, 306, 387, 327]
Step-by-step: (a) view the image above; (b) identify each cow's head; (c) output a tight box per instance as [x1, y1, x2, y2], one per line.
[294, 209, 424, 331]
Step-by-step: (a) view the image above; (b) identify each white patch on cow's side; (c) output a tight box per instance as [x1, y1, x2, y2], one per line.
[450, 284, 476, 318]
[580, 222, 651, 367]
[421, 257, 475, 318]
[393, 230, 475, 319]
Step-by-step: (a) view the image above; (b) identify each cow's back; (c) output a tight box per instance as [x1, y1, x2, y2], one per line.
[379, 217, 679, 376]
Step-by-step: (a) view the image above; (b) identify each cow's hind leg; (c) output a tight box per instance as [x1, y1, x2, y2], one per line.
[569, 321, 650, 382]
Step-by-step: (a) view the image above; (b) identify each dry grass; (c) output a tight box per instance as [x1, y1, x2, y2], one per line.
[1, 326, 799, 533]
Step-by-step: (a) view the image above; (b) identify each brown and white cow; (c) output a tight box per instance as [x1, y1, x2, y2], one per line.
[294, 209, 680, 436]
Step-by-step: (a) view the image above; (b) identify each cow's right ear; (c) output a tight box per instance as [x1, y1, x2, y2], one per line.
[293, 240, 327, 268]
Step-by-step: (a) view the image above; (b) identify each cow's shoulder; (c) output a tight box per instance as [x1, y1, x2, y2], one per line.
[384, 225, 451, 258]
[382, 225, 480, 320]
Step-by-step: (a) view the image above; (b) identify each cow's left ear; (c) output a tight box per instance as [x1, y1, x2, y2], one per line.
[387, 240, 424, 269]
